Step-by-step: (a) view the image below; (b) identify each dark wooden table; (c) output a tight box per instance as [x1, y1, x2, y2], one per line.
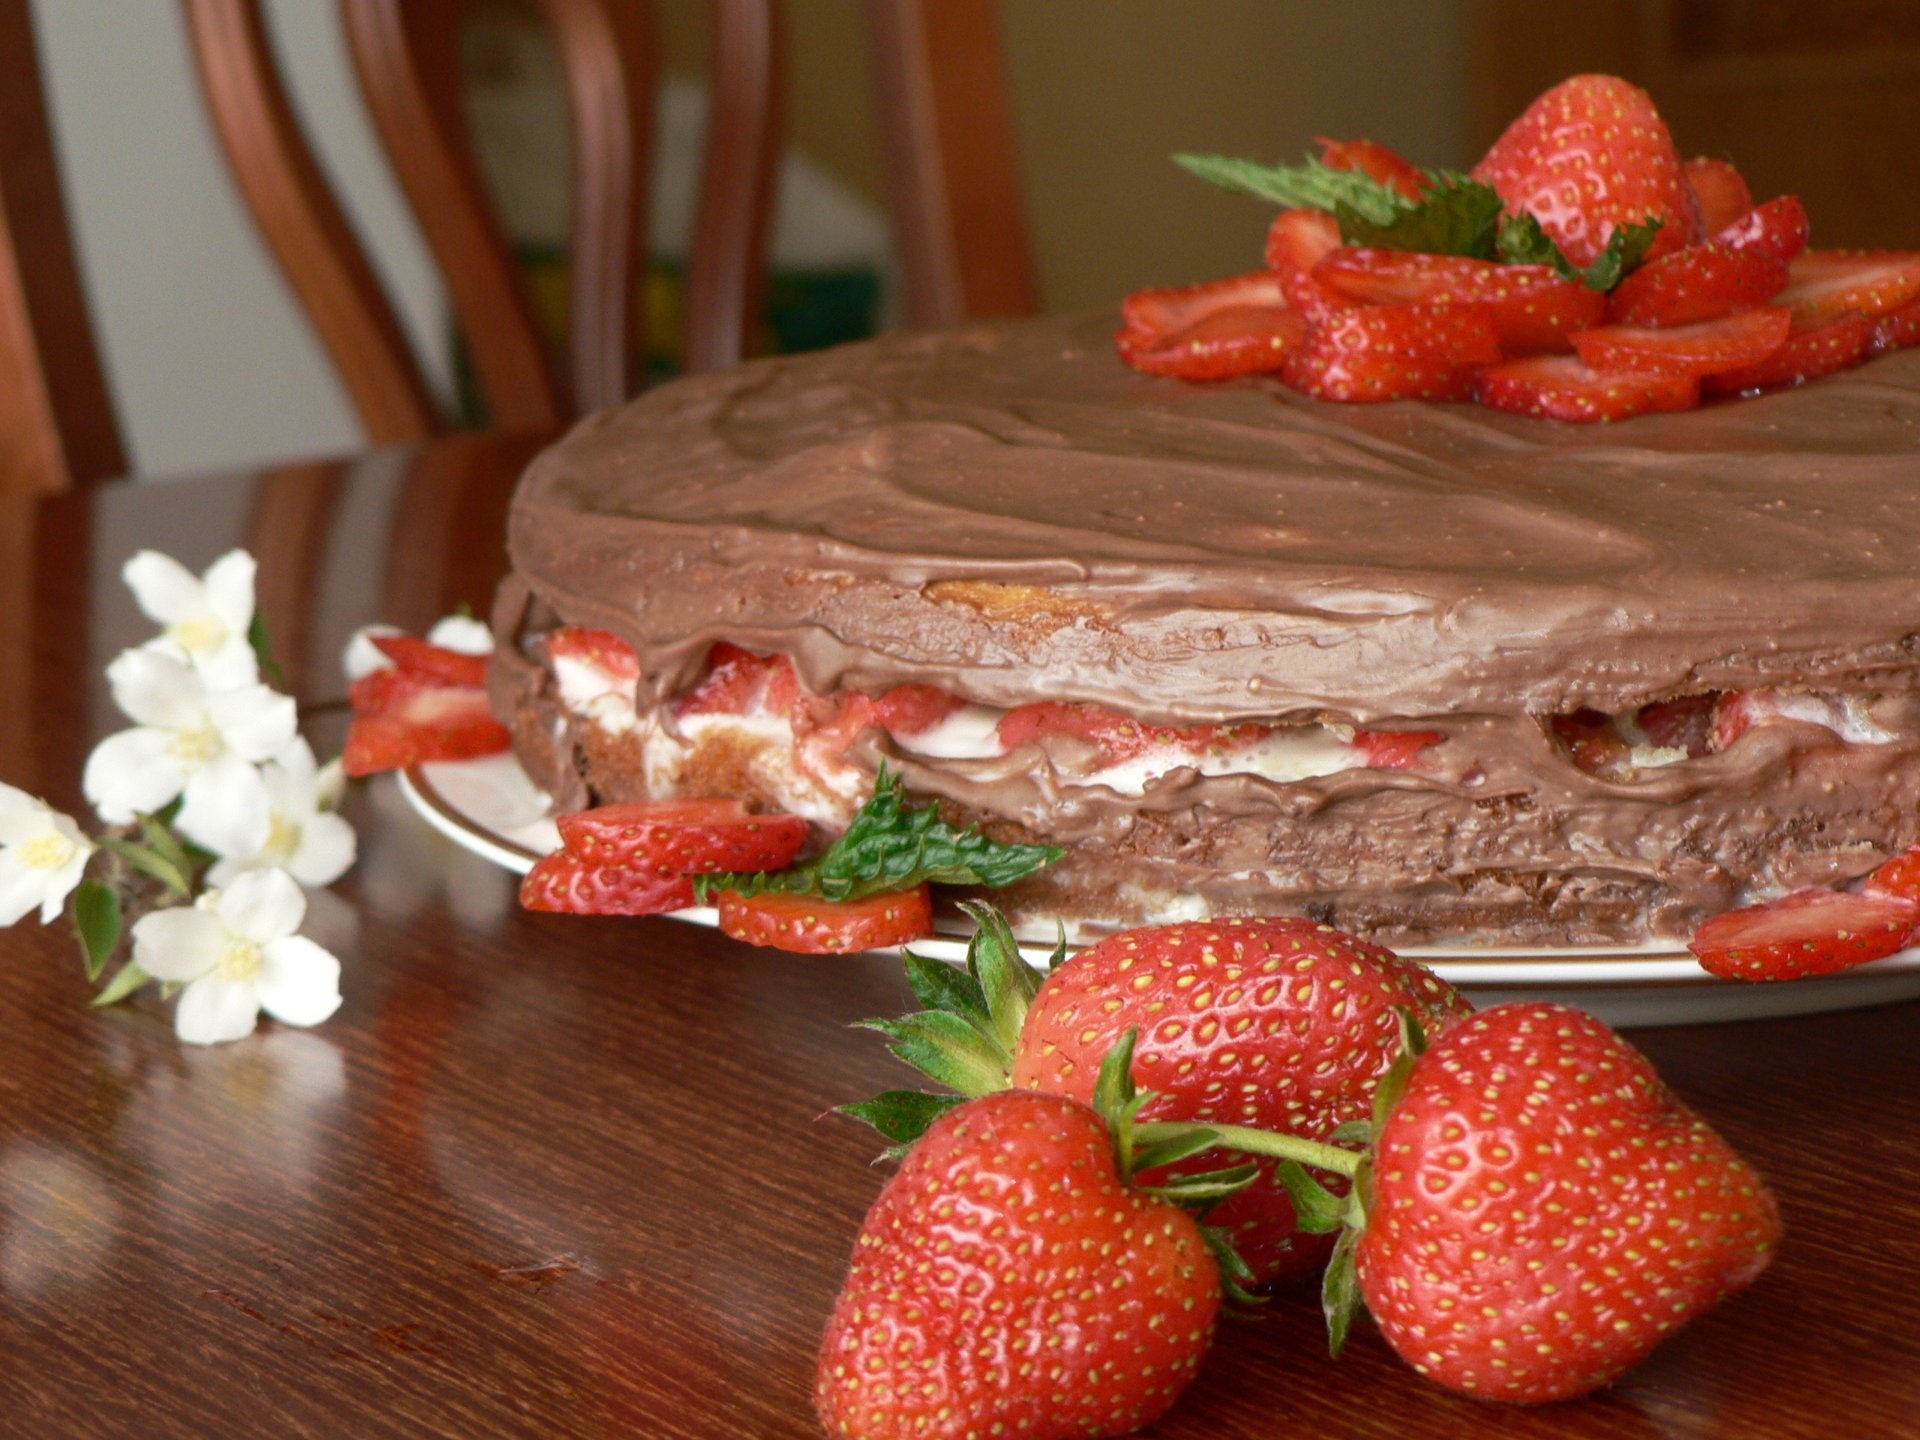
[1, 436, 1916, 1439]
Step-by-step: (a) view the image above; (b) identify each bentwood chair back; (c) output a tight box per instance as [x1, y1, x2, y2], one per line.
[0, 0, 1036, 496]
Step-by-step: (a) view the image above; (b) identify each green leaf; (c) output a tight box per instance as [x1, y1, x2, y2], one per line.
[697, 765, 1062, 903]
[1496, 210, 1664, 290]
[838, 1089, 966, 1147]
[248, 611, 287, 689]
[901, 948, 989, 1026]
[959, 902, 1045, 1055]
[1201, 1224, 1265, 1308]
[1323, 1225, 1363, 1357]
[71, 879, 121, 981]
[854, 1013, 1010, 1097]
[137, 813, 196, 889]
[1335, 170, 1505, 258]
[1131, 1126, 1227, 1176]
[1275, 1160, 1348, 1235]
[97, 836, 191, 899]
[1327, 1118, 1373, 1147]
[91, 959, 150, 1009]
[1140, 1162, 1259, 1206]
[1174, 152, 1406, 225]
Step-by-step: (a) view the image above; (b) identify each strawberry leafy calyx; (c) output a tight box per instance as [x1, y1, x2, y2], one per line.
[693, 766, 1061, 905]
[1177, 151, 1660, 291]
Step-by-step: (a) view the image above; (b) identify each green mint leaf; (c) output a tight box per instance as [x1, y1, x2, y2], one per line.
[696, 765, 1062, 903]
[91, 959, 150, 1009]
[838, 1089, 966, 1148]
[1174, 152, 1406, 225]
[1335, 170, 1504, 258]
[1496, 210, 1664, 290]
[72, 879, 121, 981]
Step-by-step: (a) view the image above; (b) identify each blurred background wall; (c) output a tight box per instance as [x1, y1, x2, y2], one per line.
[29, 0, 1920, 479]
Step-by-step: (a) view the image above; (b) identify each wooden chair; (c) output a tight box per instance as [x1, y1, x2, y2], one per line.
[0, 0, 1036, 496]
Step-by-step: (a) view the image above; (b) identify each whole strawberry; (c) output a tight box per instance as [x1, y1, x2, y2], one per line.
[849, 907, 1471, 1285]
[1348, 1002, 1781, 1403]
[1471, 74, 1700, 267]
[816, 1089, 1221, 1439]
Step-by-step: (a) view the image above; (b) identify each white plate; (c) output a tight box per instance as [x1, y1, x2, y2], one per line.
[398, 754, 1920, 1028]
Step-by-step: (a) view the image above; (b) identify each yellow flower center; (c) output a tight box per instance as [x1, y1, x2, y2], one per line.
[216, 938, 263, 983]
[19, 831, 75, 871]
[168, 616, 223, 654]
[168, 725, 222, 766]
[265, 813, 298, 858]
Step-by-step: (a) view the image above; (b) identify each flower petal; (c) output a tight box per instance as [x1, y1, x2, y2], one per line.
[174, 975, 261, 1045]
[312, 755, 346, 811]
[200, 551, 258, 632]
[342, 624, 401, 682]
[256, 935, 342, 1027]
[122, 551, 202, 625]
[105, 648, 206, 729]
[130, 905, 225, 982]
[290, 812, 355, 888]
[0, 854, 48, 926]
[177, 751, 271, 857]
[215, 866, 305, 944]
[83, 727, 186, 824]
[0, 781, 43, 825]
[191, 634, 262, 690]
[208, 686, 296, 763]
[428, 615, 494, 654]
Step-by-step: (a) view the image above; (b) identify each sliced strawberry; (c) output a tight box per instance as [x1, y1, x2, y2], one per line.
[1571, 308, 1791, 378]
[349, 662, 426, 715]
[1283, 303, 1499, 404]
[518, 851, 696, 916]
[1690, 888, 1919, 981]
[371, 633, 490, 687]
[1775, 250, 1920, 330]
[1120, 270, 1287, 343]
[342, 685, 512, 776]
[1701, 312, 1878, 395]
[1116, 302, 1305, 380]
[1317, 136, 1426, 202]
[868, 684, 965, 737]
[1685, 156, 1753, 234]
[1604, 243, 1788, 327]
[1312, 250, 1605, 354]
[1865, 847, 1920, 904]
[546, 626, 640, 686]
[1874, 296, 1920, 353]
[1713, 195, 1809, 263]
[1550, 709, 1632, 780]
[1635, 694, 1718, 756]
[676, 643, 803, 719]
[1353, 729, 1441, 768]
[997, 701, 1262, 767]
[556, 799, 809, 874]
[716, 885, 934, 954]
[1475, 354, 1699, 423]
[1471, 75, 1699, 267]
[1264, 209, 1350, 323]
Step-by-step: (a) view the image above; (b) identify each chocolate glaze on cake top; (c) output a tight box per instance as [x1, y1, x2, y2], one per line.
[502, 311, 1920, 728]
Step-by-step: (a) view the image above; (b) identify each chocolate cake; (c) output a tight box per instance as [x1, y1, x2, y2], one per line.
[488, 311, 1920, 947]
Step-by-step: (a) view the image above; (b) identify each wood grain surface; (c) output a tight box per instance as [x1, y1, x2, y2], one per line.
[0, 437, 1916, 1439]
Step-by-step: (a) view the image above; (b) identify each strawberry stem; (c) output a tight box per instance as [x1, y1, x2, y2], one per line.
[1133, 1121, 1363, 1179]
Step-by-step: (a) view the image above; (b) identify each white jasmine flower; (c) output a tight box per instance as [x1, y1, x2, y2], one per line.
[124, 550, 260, 688]
[207, 737, 355, 888]
[131, 869, 342, 1045]
[83, 649, 295, 856]
[0, 784, 95, 925]
[342, 613, 492, 682]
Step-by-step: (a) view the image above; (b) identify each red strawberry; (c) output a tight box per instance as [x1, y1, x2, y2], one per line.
[1264, 208, 1350, 323]
[1316, 136, 1426, 202]
[1312, 251, 1606, 354]
[1351, 1002, 1781, 1402]
[518, 850, 695, 916]
[556, 799, 809, 874]
[1707, 689, 1855, 751]
[1635, 693, 1718, 756]
[1603, 242, 1788, 327]
[1685, 156, 1753, 234]
[1471, 75, 1699, 267]
[1864, 846, 1920, 903]
[1690, 887, 1918, 980]
[676, 642, 804, 719]
[371, 633, 491, 687]
[1282, 303, 1500, 403]
[1701, 311, 1878, 395]
[717, 885, 933, 954]
[997, 701, 1265, 767]
[867, 684, 964, 737]
[1120, 270, 1287, 344]
[1571, 308, 1791, 378]
[1873, 296, 1920, 353]
[1713, 195, 1810, 263]
[1117, 301, 1305, 380]
[1774, 249, 1920, 330]
[1009, 919, 1470, 1283]
[1475, 354, 1699, 423]
[1352, 729, 1442, 769]
[546, 625, 640, 687]
[1550, 709, 1633, 779]
[342, 684, 511, 776]
[815, 1090, 1221, 1440]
